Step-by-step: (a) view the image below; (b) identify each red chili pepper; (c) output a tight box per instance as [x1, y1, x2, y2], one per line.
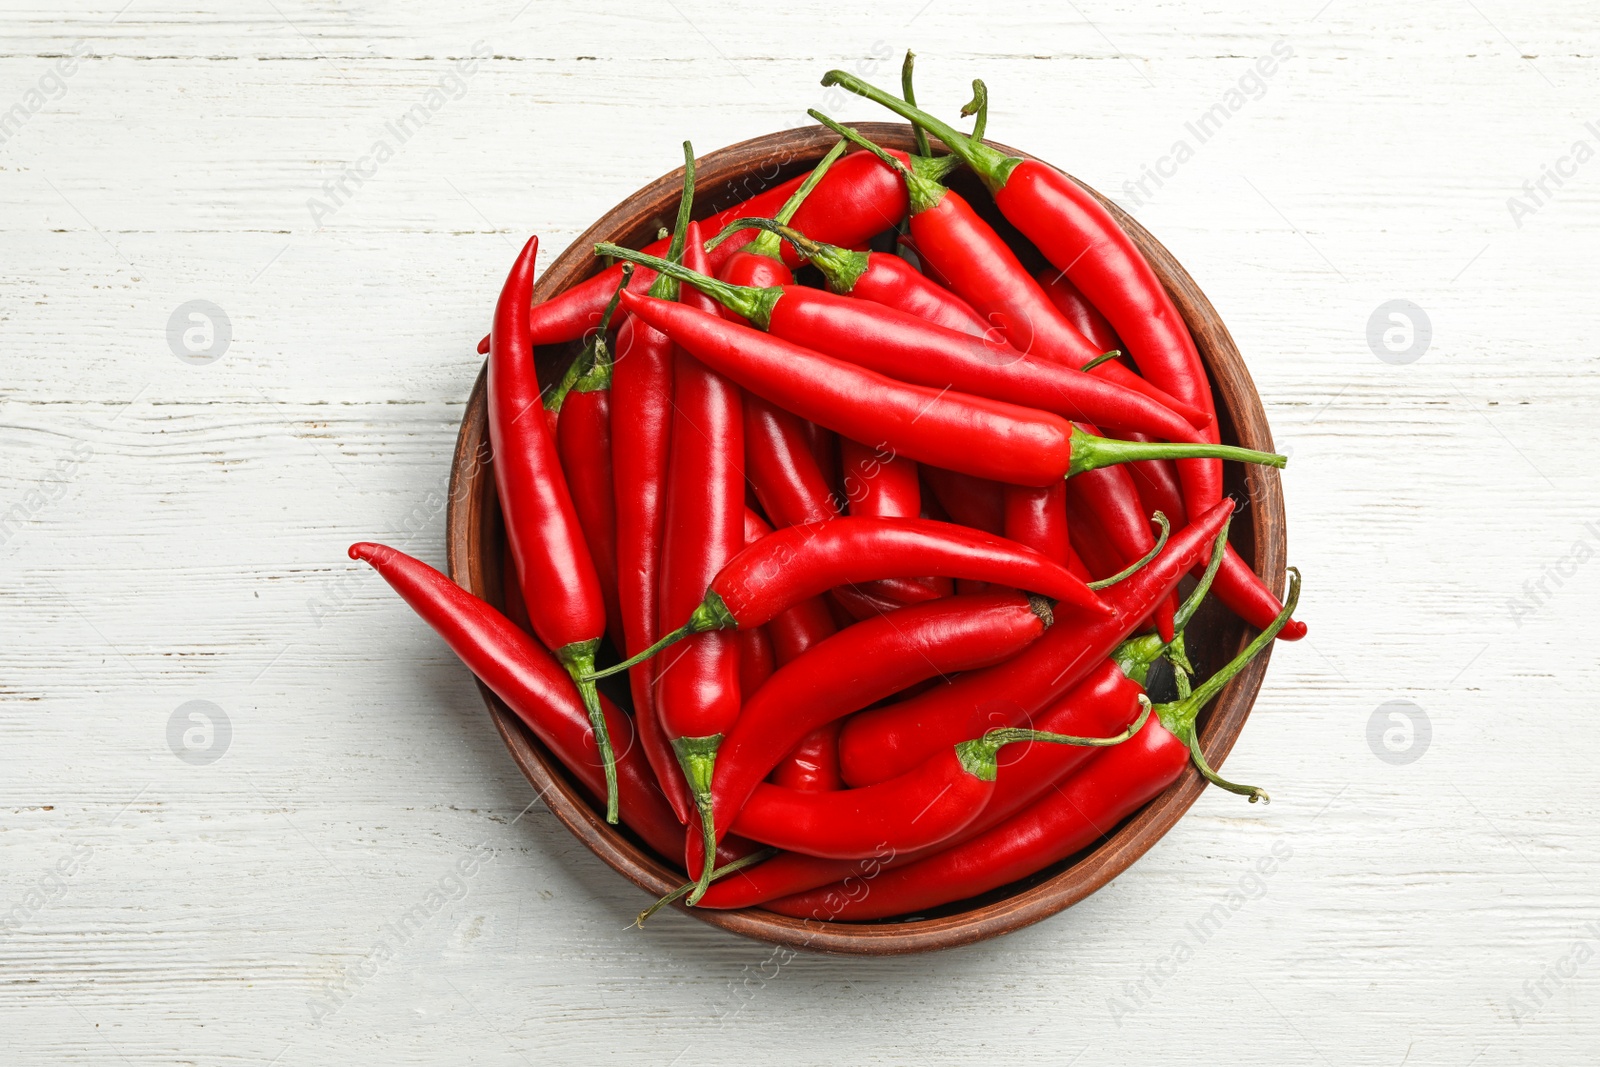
[688, 591, 1054, 880]
[736, 624, 775, 696]
[555, 269, 632, 652]
[1068, 459, 1176, 641]
[837, 498, 1233, 786]
[923, 467, 1004, 535]
[1038, 267, 1124, 360]
[611, 156, 702, 824]
[601, 288, 1283, 491]
[744, 507, 846, 793]
[840, 437, 920, 519]
[346, 542, 753, 865]
[683, 542, 1233, 912]
[808, 111, 1211, 430]
[655, 181, 748, 901]
[744, 394, 946, 610]
[768, 724, 843, 792]
[820, 74, 1306, 640]
[714, 140, 848, 298]
[595, 250, 1216, 449]
[713, 218, 991, 338]
[728, 705, 1148, 860]
[767, 569, 1299, 920]
[473, 143, 955, 353]
[590, 514, 1112, 687]
[487, 237, 620, 822]
[1002, 481, 1070, 565]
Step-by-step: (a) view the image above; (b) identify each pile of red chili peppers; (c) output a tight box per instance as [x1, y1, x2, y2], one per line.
[352, 56, 1305, 926]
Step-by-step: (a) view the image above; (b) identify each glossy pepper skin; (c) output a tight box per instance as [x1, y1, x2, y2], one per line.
[486, 236, 620, 822]
[688, 648, 1156, 911]
[611, 185, 702, 823]
[477, 145, 930, 353]
[819, 73, 1305, 641]
[770, 571, 1298, 920]
[586, 513, 1110, 685]
[597, 251, 1211, 449]
[655, 218, 747, 902]
[611, 293, 1283, 494]
[687, 591, 1053, 880]
[807, 111, 1212, 430]
[346, 543, 740, 865]
[743, 508, 844, 792]
[726, 703, 1148, 861]
[840, 437, 920, 519]
[715, 217, 991, 338]
[837, 498, 1234, 786]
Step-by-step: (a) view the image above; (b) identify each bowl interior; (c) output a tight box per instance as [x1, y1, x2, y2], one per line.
[446, 124, 1287, 956]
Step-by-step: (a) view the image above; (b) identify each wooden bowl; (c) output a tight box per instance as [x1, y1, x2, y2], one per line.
[447, 124, 1288, 956]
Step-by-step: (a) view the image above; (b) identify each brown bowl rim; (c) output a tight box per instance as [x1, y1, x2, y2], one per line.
[446, 123, 1287, 956]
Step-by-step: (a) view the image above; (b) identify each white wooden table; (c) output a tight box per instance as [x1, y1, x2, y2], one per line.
[4, 2, 1598, 1062]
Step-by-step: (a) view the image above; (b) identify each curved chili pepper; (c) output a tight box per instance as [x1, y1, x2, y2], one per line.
[473, 143, 959, 353]
[820, 73, 1306, 640]
[556, 269, 632, 652]
[767, 569, 1299, 920]
[1038, 268, 1124, 362]
[712, 217, 991, 338]
[589, 514, 1111, 682]
[593, 250, 1217, 450]
[729, 708, 1148, 860]
[923, 467, 1004, 535]
[1003, 481, 1070, 564]
[687, 591, 1054, 881]
[744, 394, 946, 609]
[601, 288, 1283, 490]
[1069, 459, 1176, 641]
[807, 110, 1211, 429]
[768, 724, 843, 792]
[837, 498, 1233, 786]
[655, 181, 748, 902]
[840, 437, 920, 519]
[686, 536, 1234, 911]
[744, 507, 845, 793]
[346, 542, 755, 866]
[736, 624, 775, 696]
[715, 140, 848, 298]
[486, 237, 620, 822]
[611, 154, 702, 824]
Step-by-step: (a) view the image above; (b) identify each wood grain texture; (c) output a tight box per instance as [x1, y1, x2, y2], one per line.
[3, 0, 1598, 1061]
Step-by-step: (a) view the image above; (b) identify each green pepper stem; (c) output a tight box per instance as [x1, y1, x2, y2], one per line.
[1174, 515, 1233, 632]
[1087, 512, 1170, 590]
[955, 701, 1153, 781]
[901, 49, 931, 158]
[806, 109, 947, 216]
[744, 139, 849, 261]
[674, 735, 724, 905]
[635, 847, 779, 927]
[571, 265, 633, 394]
[582, 592, 737, 681]
[1153, 567, 1302, 803]
[707, 217, 869, 294]
[819, 70, 1020, 192]
[1067, 425, 1286, 478]
[1081, 349, 1123, 373]
[543, 347, 589, 416]
[959, 78, 988, 142]
[592, 242, 779, 330]
[557, 640, 618, 823]
[647, 142, 697, 302]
